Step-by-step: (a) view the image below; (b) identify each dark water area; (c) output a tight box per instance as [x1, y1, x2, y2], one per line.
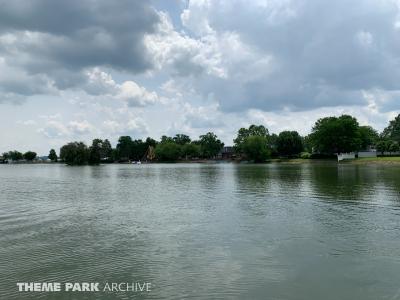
[1, 163, 400, 299]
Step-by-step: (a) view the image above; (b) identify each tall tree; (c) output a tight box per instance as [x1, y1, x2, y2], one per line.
[8, 151, 23, 161]
[116, 136, 133, 161]
[359, 126, 379, 150]
[145, 137, 157, 147]
[234, 125, 269, 153]
[23, 151, 37, 161]
[277, 131, 303, 157]
[382, 114, 400, 143]
[199, 132, 224, 158]
[389, 141, 400, 153]
[88, 139, 102, 165]
[48, 149, 58, 162]
[101, 139, 113, 160]
[160, 135, 174, 143]
[310, 115, 361, 154]
[173, 134, 191, 145]
[60, 142, 89, 165]
[242, 135, 270, 162]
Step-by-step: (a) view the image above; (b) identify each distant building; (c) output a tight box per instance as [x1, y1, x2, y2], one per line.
[218, 146, 235, 160]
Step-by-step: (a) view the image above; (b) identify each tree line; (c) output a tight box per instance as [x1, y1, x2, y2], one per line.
[2, 114, 400, 165]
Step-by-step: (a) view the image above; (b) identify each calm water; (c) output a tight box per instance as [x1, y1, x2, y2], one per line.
[1, 162, 400, 300]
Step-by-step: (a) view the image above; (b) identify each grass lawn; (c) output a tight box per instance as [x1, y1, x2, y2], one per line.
[349, 156, 400, 164]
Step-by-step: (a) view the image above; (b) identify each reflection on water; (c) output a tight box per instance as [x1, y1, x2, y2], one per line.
[0, 163, 400, 300]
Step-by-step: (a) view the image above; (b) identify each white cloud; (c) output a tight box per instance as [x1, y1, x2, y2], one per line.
[117, 81, 158, 107]
[82, 68, 159, 107]
[38, 119, 94, 138]
[102, 117, 149, 136]
[67, 120, 94, 135]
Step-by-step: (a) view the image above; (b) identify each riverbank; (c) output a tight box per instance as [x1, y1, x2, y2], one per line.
[344, 157, 400, 165]
[270, 157, 400, 165]
[2, 157, 400, 165]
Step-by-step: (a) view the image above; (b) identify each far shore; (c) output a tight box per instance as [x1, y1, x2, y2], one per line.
[2, 157, 400, 165]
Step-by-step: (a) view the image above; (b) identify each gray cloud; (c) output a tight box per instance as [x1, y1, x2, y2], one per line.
[0, 0, 160, 97]
[172, 0, 400, 112]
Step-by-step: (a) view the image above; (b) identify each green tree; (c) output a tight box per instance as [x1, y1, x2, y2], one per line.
[23, 151, 37, 161]
[376, 140, 387, 155]
[60, 142, 89, 165]
[269, 133, 279, 157]
[145, 137, 157, 148]
[234, 125, 269, 153]
[48, 149, 58, 162]
[131, 139, 147, 161]
[388, 141, 400, 153]
[382, 114, 400, 143]
[2, 152, 10, 160]
[181, 143, 201, 159]
[8, 151, 23, 161]
[302, 134, 313, 153]
[173, 134, 191, 145]
[359, 126, 379, 150]
[101, 139, 113, 160]
[88, 139, 102, 165]
[276, 131, 303, 157]
[116, 136, 133, 161]
[160, 135, 174, 143]
[242, 136, 270, 162]
[155, 142, 181, 161]
[199, 132, 224, 158]
[310, 115, 361, 154]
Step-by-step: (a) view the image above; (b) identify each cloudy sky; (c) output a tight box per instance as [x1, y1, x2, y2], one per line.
[1, 0, 400, 154]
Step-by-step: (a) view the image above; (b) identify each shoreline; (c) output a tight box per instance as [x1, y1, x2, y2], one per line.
[2, 157, 400, 165]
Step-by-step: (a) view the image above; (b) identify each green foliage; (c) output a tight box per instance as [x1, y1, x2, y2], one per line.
[382, 114, 400, 143]
[310, 115, 361, 154]
[359, 126, 379, 150]
[234, 125, 269, 153]
[116, 136, 133, 161]
[155, 142, 181, 161]
[101, 139, 113, 160]
[48, 149, 58, 162]
[7, 151, 23, 161]
[173, 134, 191, 145]
[23, 151, 37, 161]
[60, 142, 89, 165]
[88, 139, 102, 165]
[115, 136, 157, 161]
[199, 132, 224, 158]
[181, 143, 201, 159]
[276, 131, 303, 157]
[376, 140, 387, 154]
[242, 135, 270, 162]
[269, 133, 279, 157]
[160, 135, 174, 143]
[302, 135, 313, 153]
[145, 137, 157, 147]
[388, 141, 400, 153]
[88, 139, 115, 164]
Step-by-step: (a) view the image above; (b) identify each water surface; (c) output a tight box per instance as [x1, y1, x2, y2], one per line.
[1, 163, 400, 299]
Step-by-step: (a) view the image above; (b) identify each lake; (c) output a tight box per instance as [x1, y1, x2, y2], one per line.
[1, 162, 400, 299]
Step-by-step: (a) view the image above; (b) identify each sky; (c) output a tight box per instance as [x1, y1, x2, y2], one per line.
[1, 0, 400, 155]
